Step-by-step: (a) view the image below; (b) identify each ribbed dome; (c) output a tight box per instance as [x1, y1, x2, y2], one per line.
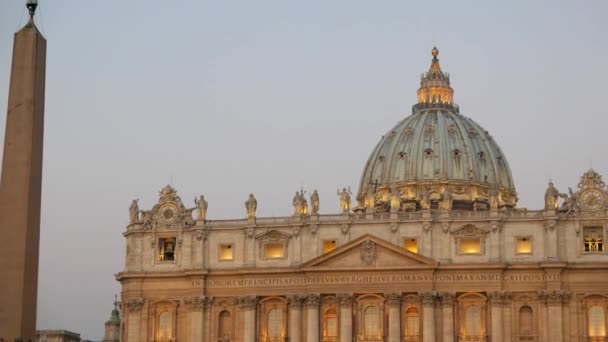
[357, 48, 517, 211]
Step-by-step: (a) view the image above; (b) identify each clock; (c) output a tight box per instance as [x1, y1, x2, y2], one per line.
[158, 203, 179, 224]
[580, 189, 605, 210]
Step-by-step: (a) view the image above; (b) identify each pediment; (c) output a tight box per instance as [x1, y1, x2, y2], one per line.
[255, 230, 292, 241]
[302, 234, 437, 270]
[450, 224, 489, 236]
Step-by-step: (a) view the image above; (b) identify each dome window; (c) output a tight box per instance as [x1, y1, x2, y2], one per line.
[378, 156, 386, 162]
[424, 149, 433, 158]
[452, 149, 461, 160]
[398, 151, 406, 158]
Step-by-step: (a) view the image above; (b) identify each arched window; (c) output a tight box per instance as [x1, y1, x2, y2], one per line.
[157, 311, 173, 342]
[518, 306, 533, 336]
[364, 305, 380, 337]
[323, 307, 338, 338]
[465, 305, 481, 337]
[218, 310, 232, 341]
[589, 306, 606, 337]
[404, 307, 420, 337]
[267, 308, 283, 338]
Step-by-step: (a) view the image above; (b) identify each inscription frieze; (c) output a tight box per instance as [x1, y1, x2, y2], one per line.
[203, 272, 560, 289]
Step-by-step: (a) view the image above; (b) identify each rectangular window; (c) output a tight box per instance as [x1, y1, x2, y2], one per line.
[264, 242, 285, 259]
[583, 227, 605, 252]
[323, 240, 337, 253]
[516, 237, 532, 254]
[459, 238, 481, 255]
[219, 244, 234, 261]
[158, 238, 176, 261]
[403, 238, 418, 253]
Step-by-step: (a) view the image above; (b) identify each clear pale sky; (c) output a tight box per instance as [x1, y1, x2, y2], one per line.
[1, 0, 607, 339]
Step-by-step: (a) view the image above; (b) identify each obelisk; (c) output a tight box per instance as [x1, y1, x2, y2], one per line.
[0, 1, 46, 340]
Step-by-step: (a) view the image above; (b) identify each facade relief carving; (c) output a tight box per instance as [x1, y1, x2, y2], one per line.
[360, 240, 377, 265]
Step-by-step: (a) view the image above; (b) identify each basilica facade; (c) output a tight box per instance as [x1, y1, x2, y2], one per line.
[116, 48, 608, 342]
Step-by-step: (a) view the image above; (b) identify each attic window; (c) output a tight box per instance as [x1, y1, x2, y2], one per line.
[323, 240, 337, 253]
[459, 238, 481, 255]
[264, 242, 285, 259]
[403, 238, 418, 254]
[516, 237, 532, 254]
[219, 244, 234, 261]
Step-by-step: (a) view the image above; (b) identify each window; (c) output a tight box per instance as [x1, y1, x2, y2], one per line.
[404, 307, 420, 337]
[404, 238, 418, 253]
[267, 308, 283, 338]
[516, 237, 532, 254]
[584, 227, 605, 252]
[589, 306, 606, 337]
[465, 305, 481, 337]
[158, 238, 176, 261]
[219, 244, 234, 261]
[157, 311, 173, 341]
[323, 307, 338, 339]
[264, 242, 285, 259]
[323, 240, 337, 253]
[459, 238, 481, 255]
[518, 306, 533, 337]
[363, 305, 380, 337]
[218, 310, 232, 341]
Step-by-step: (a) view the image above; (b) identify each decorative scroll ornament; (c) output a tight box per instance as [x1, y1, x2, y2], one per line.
[130, 185, 196, 229]
[361, 240, 377, 265]
[578, 169, 606, 190]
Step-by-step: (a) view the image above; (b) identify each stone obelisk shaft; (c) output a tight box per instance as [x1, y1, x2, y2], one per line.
[0, 20, 46, 340]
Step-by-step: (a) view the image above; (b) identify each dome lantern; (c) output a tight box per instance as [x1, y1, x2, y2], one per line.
[416, 47, 455, 108]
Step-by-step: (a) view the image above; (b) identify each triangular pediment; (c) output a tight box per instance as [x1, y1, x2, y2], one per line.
[302, 234, 437, 270]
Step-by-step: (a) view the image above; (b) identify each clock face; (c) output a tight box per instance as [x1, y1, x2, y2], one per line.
[158, 203, 179, 224]
[580, 189, 605, 210]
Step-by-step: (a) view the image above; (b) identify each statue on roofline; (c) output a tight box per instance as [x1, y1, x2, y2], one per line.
[195, 195, 208, 221]
[337, 187, 352, 214]
[129, 199, 139, 224]
[544, 181, 560, 211]
[245, 194, 257, 218]
[310, 190, 320, 214]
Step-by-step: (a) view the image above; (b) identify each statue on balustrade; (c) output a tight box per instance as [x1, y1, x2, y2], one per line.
[310, 190, 320, 214]
[195, 195, 208, 220]
[544, 181, 560, 210]
[245, 194, 258, 218]
[337, 187, 351, 213]
[129, 199, 139, 224]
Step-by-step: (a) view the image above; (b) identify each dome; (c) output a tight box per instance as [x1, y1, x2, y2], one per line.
[357, 48, 517, 211]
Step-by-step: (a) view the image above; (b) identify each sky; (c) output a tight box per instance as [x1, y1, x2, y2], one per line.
[0, 0, 607, 339]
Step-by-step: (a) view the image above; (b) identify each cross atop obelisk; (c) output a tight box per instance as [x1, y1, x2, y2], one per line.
[0, 1, 46, 340]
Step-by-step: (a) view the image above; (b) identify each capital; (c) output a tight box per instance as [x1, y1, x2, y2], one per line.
[439, 292, 455, 305]
[337, 293, 354, 306]
[488, 291, 512, 305]
[305, 294, 320, 307]
[385, 293, 402, 306]
[125, 298, 144, 312]
[237, 296, 258, 309]
[287, 295, 305, 308]
[183, 296, 206, 311]
[419, 291, 437, 305]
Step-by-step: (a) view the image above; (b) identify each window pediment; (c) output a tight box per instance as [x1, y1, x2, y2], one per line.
[255, 230, 292, 244]
[450, 224, 489, 236]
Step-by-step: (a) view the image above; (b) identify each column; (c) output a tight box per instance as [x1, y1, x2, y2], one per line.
[385, 293, 402, 342]
[288, 295, 304, 342]
[420, 292, 436, 342]
[185, 296, 205, 341]
[338, 294, 353, 342]
[440, 292, 455, 342]
[239, 296, 258, 342]
[489, 292, 510, 342]
[306, 295, 320, 342]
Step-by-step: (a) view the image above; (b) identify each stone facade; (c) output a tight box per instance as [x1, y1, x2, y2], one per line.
[116, 49, 608, 341]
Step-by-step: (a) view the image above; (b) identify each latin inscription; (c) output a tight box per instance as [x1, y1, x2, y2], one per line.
[204, 272, 560, 289]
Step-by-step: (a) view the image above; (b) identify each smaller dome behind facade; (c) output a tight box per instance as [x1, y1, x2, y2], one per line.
[357, 48, 517, 211]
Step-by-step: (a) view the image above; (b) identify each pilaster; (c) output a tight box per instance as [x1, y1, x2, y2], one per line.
[338, 294, 353, 342]
[287, 295, 304, 342]
[385, 293, 402, 342]
[488, 291, 511, 342]
[439, 292, 455, 342]
[305, 295, 320, 342]
[238, 296, 258, 342]
[420, 292, 437, 342]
